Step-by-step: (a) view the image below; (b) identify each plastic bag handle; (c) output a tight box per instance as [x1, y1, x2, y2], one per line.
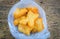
[20, 0, 34, 1]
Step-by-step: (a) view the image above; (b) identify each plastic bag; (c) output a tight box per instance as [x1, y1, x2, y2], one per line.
[8, 0, 50, 39]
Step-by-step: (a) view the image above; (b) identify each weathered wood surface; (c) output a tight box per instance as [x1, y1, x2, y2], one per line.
[0, 0, 60, 39]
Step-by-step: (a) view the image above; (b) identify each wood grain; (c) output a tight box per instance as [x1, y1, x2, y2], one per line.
[0, 0, 60, 39]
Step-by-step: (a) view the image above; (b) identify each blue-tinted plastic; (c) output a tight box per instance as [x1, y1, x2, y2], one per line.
[8, 0, 50, 39]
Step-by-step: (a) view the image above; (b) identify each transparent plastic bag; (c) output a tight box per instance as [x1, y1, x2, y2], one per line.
[8, 0, 50, 39]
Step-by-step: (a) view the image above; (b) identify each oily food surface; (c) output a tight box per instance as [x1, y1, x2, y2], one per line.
[13, 7, 44, 35]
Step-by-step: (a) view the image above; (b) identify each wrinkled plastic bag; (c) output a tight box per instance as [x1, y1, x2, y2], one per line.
[8, 0, 50, 39]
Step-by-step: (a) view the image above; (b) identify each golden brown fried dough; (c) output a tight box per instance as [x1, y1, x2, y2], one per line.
[13, 7, 44, 35]
[14, 8, 28, 19]
[32, 18, 44, 33]
[13, 19, 19, 26]
[27, 7, 38, 13]
[19, 16, 28, 25]
[18, 24, 31, 35]
[27, 11, 39, 27]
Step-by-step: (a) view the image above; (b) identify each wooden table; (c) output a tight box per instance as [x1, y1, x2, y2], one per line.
[0, 0, 60, 39]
